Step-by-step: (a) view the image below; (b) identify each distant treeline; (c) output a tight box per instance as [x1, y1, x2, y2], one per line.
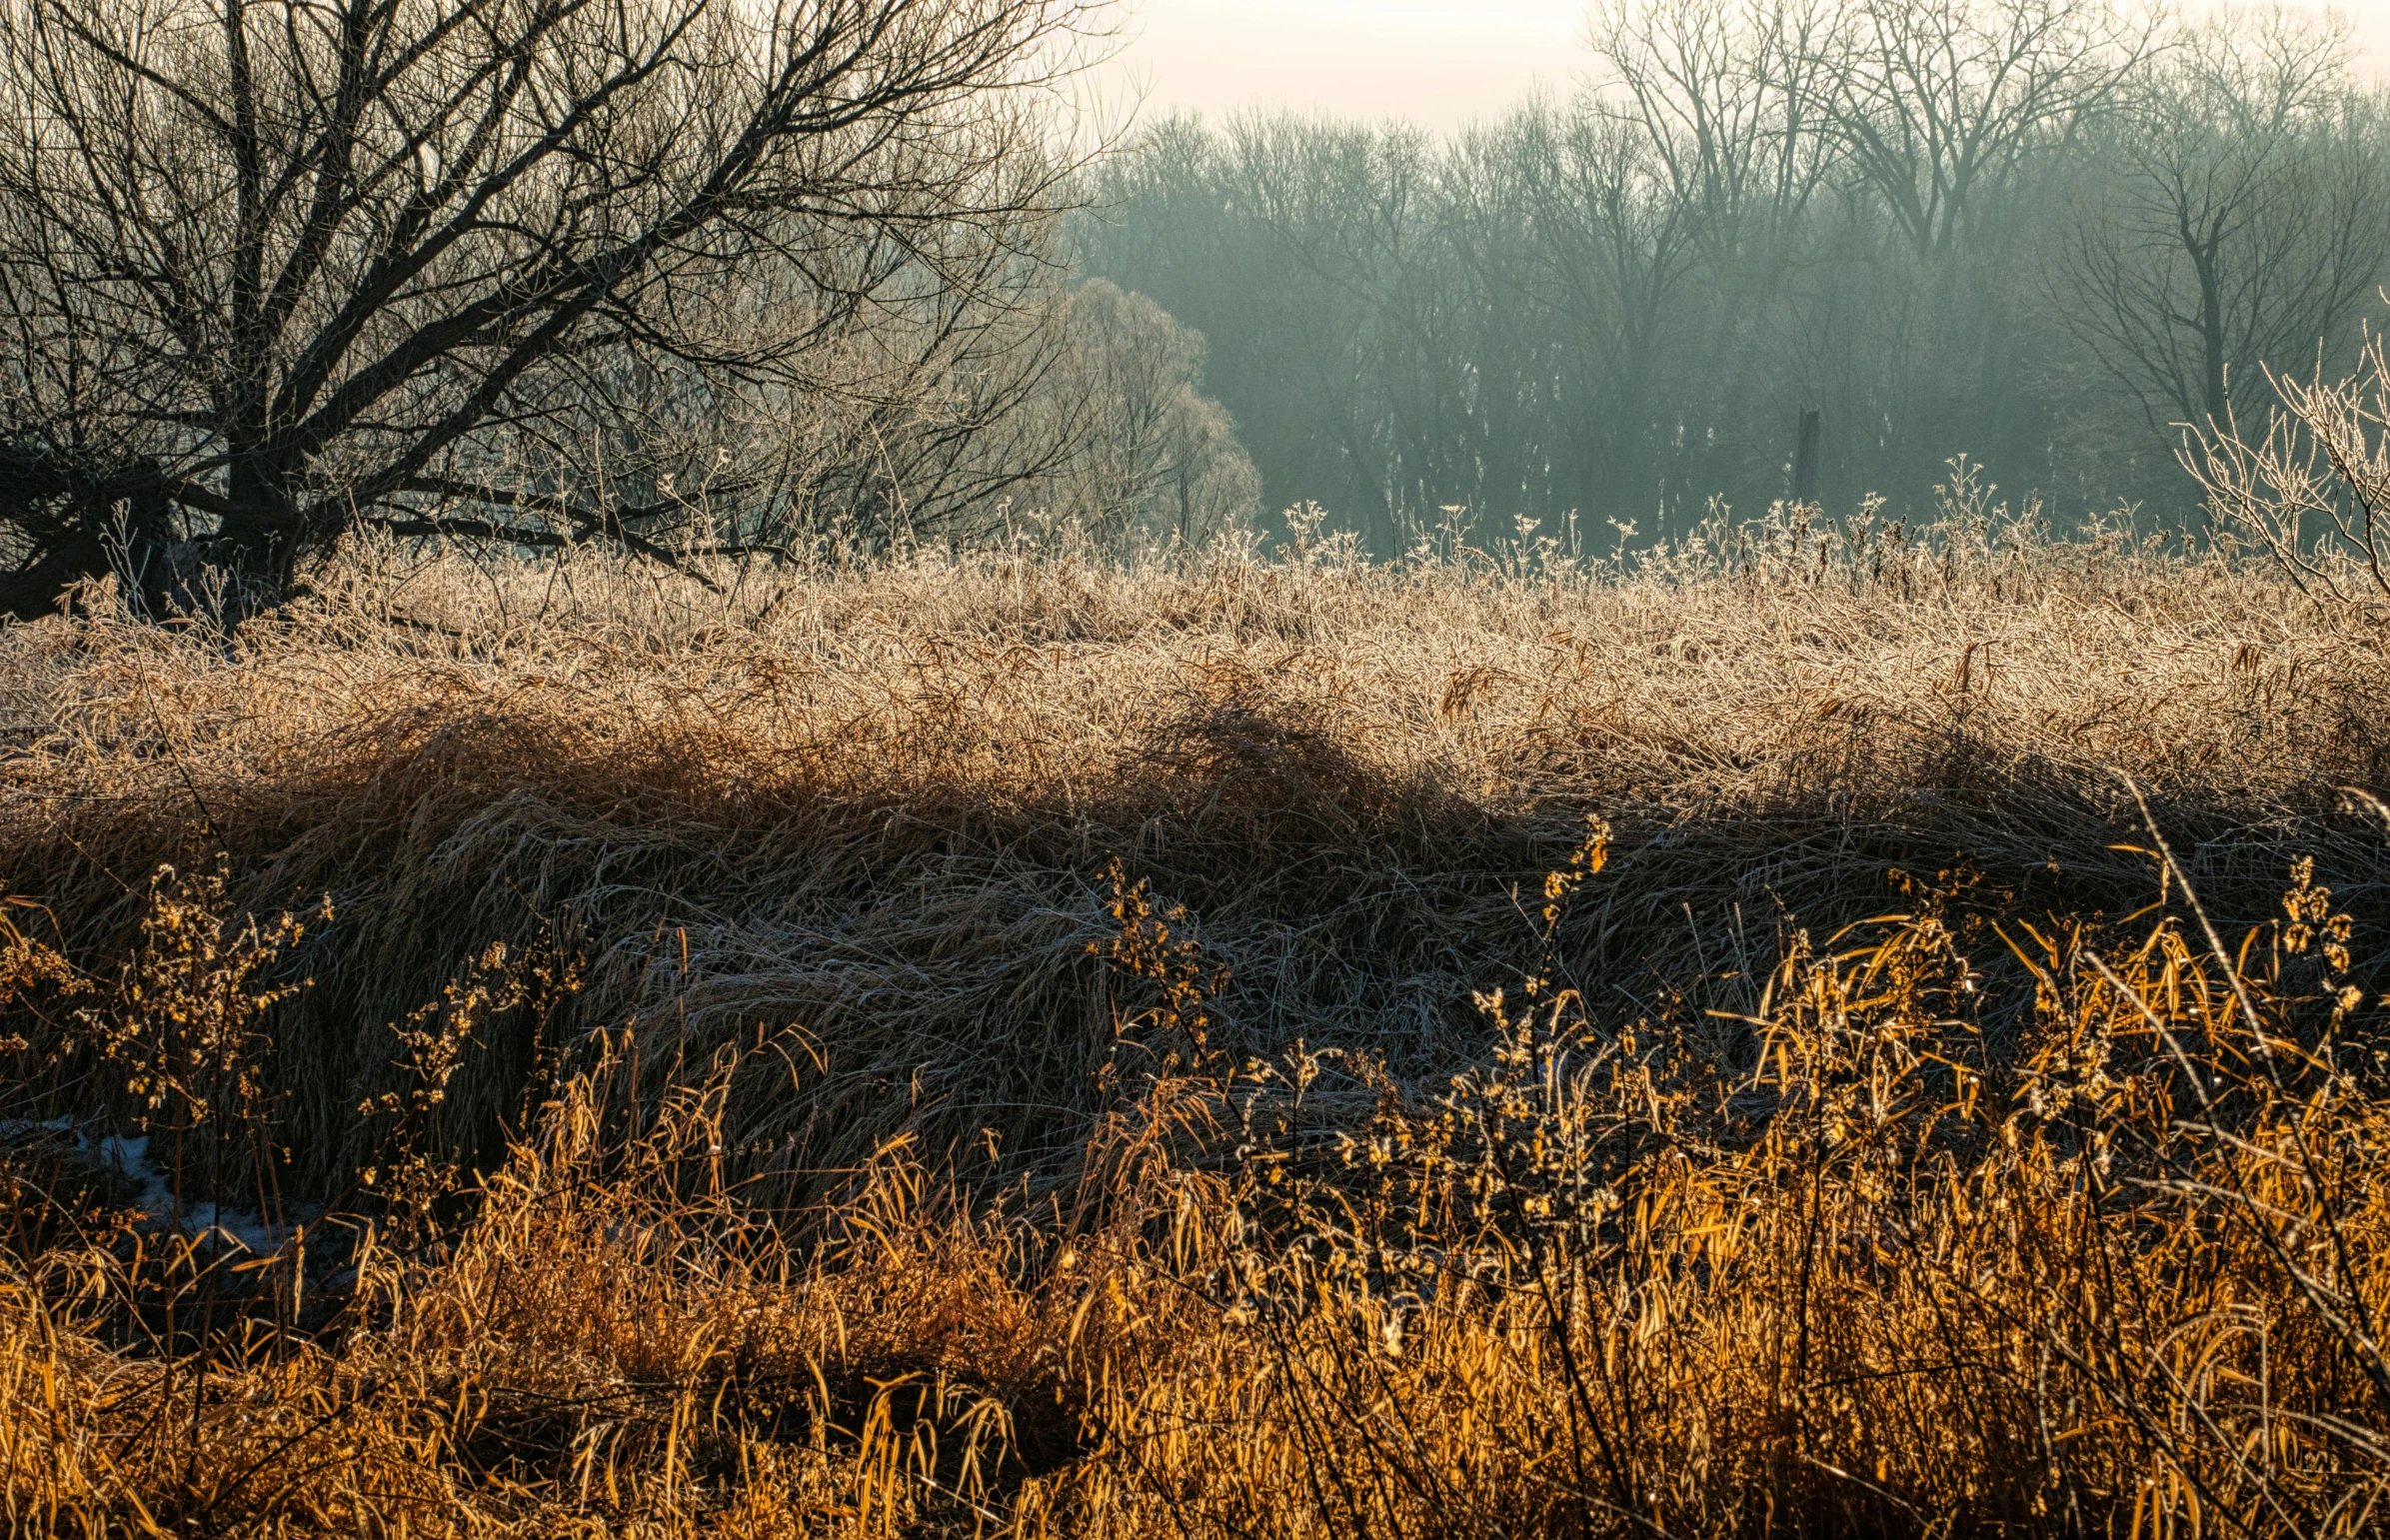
[3, 0, 2382, 621]
[1077, 0, 2390, 548]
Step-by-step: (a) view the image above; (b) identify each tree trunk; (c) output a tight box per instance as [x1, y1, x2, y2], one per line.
[0, 450, 188, 622]
[1791, 407, 1822, 504]
[2196, 235, 2230, 426]
[212, 454, 307, 619]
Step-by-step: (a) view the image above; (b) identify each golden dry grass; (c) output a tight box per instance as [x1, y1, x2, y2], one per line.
[2, 507, 2388, 1535]
[4, 511, 2385, 1184]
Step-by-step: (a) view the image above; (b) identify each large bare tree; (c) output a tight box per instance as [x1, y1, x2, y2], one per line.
[1588, 0, 1839, 269]
[0, 0, 1092, 619]
[1813, 0, 2154, 261]
[2052, 9, 2390, 436]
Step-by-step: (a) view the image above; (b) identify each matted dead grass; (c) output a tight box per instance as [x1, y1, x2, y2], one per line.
[1, 512, 2383, 1192]
[2, 509, 2388, 1535]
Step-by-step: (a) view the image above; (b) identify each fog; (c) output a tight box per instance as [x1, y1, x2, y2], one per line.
[1080, 0, 2390, 550]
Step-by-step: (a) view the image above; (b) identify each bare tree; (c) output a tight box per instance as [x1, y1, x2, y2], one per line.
[1813, 0, 2153, 261]
[1238, 116, 1440, 538]
[1516, 104, 1698, 515]
[0, 0, 1094, 620]
[1031, 279, 1253, 551]
[2052, 9, 2390, 436]
[1588, 0, 1840, 268]
[1084, 5, 2390, 544]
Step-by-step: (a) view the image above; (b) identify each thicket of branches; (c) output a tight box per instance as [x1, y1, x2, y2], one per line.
[1079, 0, 2390, 551]
[0, 0, 1260, 621]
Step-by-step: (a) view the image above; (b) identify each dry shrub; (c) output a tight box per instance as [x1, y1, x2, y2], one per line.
[1056, 833, 2390, 1537]
[2190, 322, 2390, 621]
[0, 818, 2386, 1535]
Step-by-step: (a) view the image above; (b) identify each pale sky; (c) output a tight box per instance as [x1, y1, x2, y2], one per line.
[1095, 0, 2390, 132]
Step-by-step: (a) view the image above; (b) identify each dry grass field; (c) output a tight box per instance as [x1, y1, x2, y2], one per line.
[3, 498, 2389, 1536]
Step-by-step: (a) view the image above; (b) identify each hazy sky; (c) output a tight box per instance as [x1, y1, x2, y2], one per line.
[1097, 0, 2390, 132]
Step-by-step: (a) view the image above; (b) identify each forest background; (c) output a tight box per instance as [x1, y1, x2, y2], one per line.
[7, 0, 2390, 612]
[1078, 0, 2390, 555]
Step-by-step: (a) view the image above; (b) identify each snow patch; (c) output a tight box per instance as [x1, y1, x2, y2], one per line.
[3, 1119, 299, 1254]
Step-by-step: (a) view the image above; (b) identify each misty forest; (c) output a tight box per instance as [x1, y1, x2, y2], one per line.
[1086, 2, 2390, 552]
[6, 0, 2390, 1535]
[2, 0, 2388, 605]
